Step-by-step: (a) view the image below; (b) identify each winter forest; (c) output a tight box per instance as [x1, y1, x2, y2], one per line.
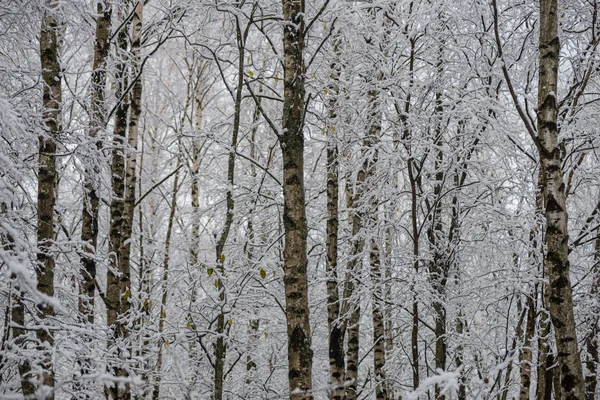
[2, 0, 600, 397]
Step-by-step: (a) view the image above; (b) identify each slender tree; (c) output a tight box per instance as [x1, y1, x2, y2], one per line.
[79, 0, 112, 323]
[36, 0, 62, 396]
[281, 0, 313, 397]
[106, 3, 133, 397]
[536, 0, 586, 396]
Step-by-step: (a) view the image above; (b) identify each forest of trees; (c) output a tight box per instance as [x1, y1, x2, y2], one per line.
[1, 0, 600, 398]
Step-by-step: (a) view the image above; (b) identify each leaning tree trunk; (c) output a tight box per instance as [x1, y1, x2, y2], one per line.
[537, 0, 586, 397]
[281, 0, 313, 397]
[36, 0, 62, 397]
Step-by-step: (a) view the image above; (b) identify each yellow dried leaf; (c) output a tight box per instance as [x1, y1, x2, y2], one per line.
[324, 23, 327, 30]
[324, 88, 329, 95]
[164, 339, 169, 347]
[161, 310, 166, 319]
[220, 254, 225, 264]
[260, 268, 266, 280]
[214, 280, 219, 288]
[274, 73, 279, 83]
[186, 320, 191, 329]
[228, 319, 233, 326]
[248, 71, 254, 78]
[124, 289, 131, 299]
[207, 268, 213, 277]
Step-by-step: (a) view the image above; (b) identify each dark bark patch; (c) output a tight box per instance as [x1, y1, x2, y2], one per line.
[546, 194, 563, 212]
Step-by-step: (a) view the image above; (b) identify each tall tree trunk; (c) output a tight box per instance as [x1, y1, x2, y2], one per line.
[122, 0, 144, 320]
[536, 306, 551, 400]
[187, 64, 204, 393]
[366, 85, 387, 400]
[244, 88, 261, 390]
[281, 0, 313, 397]
[11, 287, 35, 397]
[343, 165, 366, 400]
[519, 295, 536, 400]
[523, 189, 544, 400]
[428, 90, 447, 400]
[135, 129, 153, 399]
[537, 0, 586, 396]
[455, 311, 466, 400]
[584, 230, 600, 399]
[36, 0, 62, 396]
[213, 22, 246, 399]
[152, 160, 181, 400]
[371, 238, 388, 400]
[80, 0, 112, 323]
[325, 37, 345, 400]
[402, 33, 420, 391]
[76, 2, 112, 394]
[106, 4, 132, 397]
[5, 224, 36, 397]
[384, 226, 395, 400]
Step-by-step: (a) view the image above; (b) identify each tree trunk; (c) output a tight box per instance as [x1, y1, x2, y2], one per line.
[343, 163, 367, 400]
[365, 85, 387, 400]
[121, 0, 144, 321]
[280, 0, 313, 397]
[584, 230, 600, 399]
[213, 24, 246, 399]
[537, 0, 586, 396]
[186, 65, 205, 398]
[455, 312, 466, 400]
[402, 33, 420, 391]
[106, 4, 132, 397]
[80, 0, 112, 323]
[371, 238, 388, 400]
[36, 0, 62, 396]
[325, 37, 345, 400]
[6, 222, 35, 397]
[519, 295, 535, 400]
[152, 159, 180, 400]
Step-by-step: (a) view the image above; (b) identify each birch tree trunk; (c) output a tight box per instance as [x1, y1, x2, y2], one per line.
[366, 86, 387, 400]
[281, 0, 313, 397]
[343, 169, 365, 400]
[537, 0, 586, 397]
[36, 0, 62, 396]
[121, 0, 144, 321]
